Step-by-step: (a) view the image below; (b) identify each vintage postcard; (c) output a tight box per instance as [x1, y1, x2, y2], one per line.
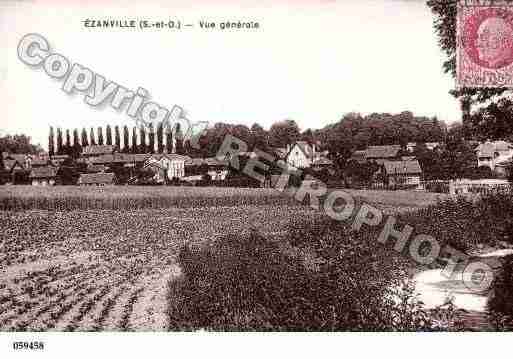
[1, 0, 512, 358]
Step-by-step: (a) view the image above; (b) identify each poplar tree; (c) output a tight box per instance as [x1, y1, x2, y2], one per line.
[166, 128, 173, 153]
[148, 123, 155, 154]
[48, 126, 55, 157]
[56, 128, 63, 155]
[90, 127, 96, 146]
[98, 127, 104, 145]
[106, 125, 113, 146]
[114, 125, 121, 151]
[157, 122, 164, 153]
[123, 125, 130, 153]
[81, 128, 89, 148]
[139, 126, 146, 153]
[72, 128, 81, 157]
[65, 129, 71, 155]
[132, 127, 138, 153]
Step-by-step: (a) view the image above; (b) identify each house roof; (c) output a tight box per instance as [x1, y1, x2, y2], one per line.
[51, 154, 70, 160]
[150, 153, 191, 162]
[204, 157, 229, 167]
[82, 145, 115, 156]
[365, 145, 402, 159]
[90, 153, 151, 165]
[78, 172, 115, 184]
[476, 141, 513, 157]
[29, 166, 58, 178]
[185, 158, 205, 167]
[383, 160, 422, 175]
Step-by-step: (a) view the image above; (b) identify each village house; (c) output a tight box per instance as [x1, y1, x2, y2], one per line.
[475, 140, 513, 173]
[204, 157, 230, 180]
[285, 141, 332, 169]
[143, 154, 190, 182]
[29, 166, 58, 186]
[364, 145, 402, 164]
[77, 172, 116, 186]
[381, 160, 422, 188]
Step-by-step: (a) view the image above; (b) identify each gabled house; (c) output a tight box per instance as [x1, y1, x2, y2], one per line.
[381, 160, 422, 187]
[285, 141, 332, 169]
[29, 166, 58, 186]
[475, 140, 513, 172]
[143, 154, 191, 182]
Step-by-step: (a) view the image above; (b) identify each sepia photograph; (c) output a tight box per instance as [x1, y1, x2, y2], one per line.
[1, 0, 513, 357]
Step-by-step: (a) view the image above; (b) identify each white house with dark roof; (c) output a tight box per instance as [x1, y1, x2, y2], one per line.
[285, 141, 332, 169]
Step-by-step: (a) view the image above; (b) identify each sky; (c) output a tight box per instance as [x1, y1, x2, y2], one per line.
[0, 0, 461, 150]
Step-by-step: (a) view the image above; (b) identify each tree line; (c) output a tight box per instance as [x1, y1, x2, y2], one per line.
[7, 110, 449, 161]
[48, 124, 185, 158]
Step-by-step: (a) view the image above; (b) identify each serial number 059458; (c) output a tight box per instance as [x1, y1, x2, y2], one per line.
[12, 341, 44, 350]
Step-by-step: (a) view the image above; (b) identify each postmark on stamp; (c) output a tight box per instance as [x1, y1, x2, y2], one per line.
[457, 3, 513, 88]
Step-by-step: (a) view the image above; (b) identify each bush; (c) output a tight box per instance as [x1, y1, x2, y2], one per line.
[168, 224, 433, 331]
[488, 255, 513, 327]
[398, 192, 513, 251]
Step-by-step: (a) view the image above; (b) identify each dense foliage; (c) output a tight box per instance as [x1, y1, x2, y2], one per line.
[0, 134, 42, 155]
[169, 229, 431, 331]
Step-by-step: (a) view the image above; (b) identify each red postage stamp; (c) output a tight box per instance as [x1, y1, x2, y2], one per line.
[457, 4, 513, 88]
